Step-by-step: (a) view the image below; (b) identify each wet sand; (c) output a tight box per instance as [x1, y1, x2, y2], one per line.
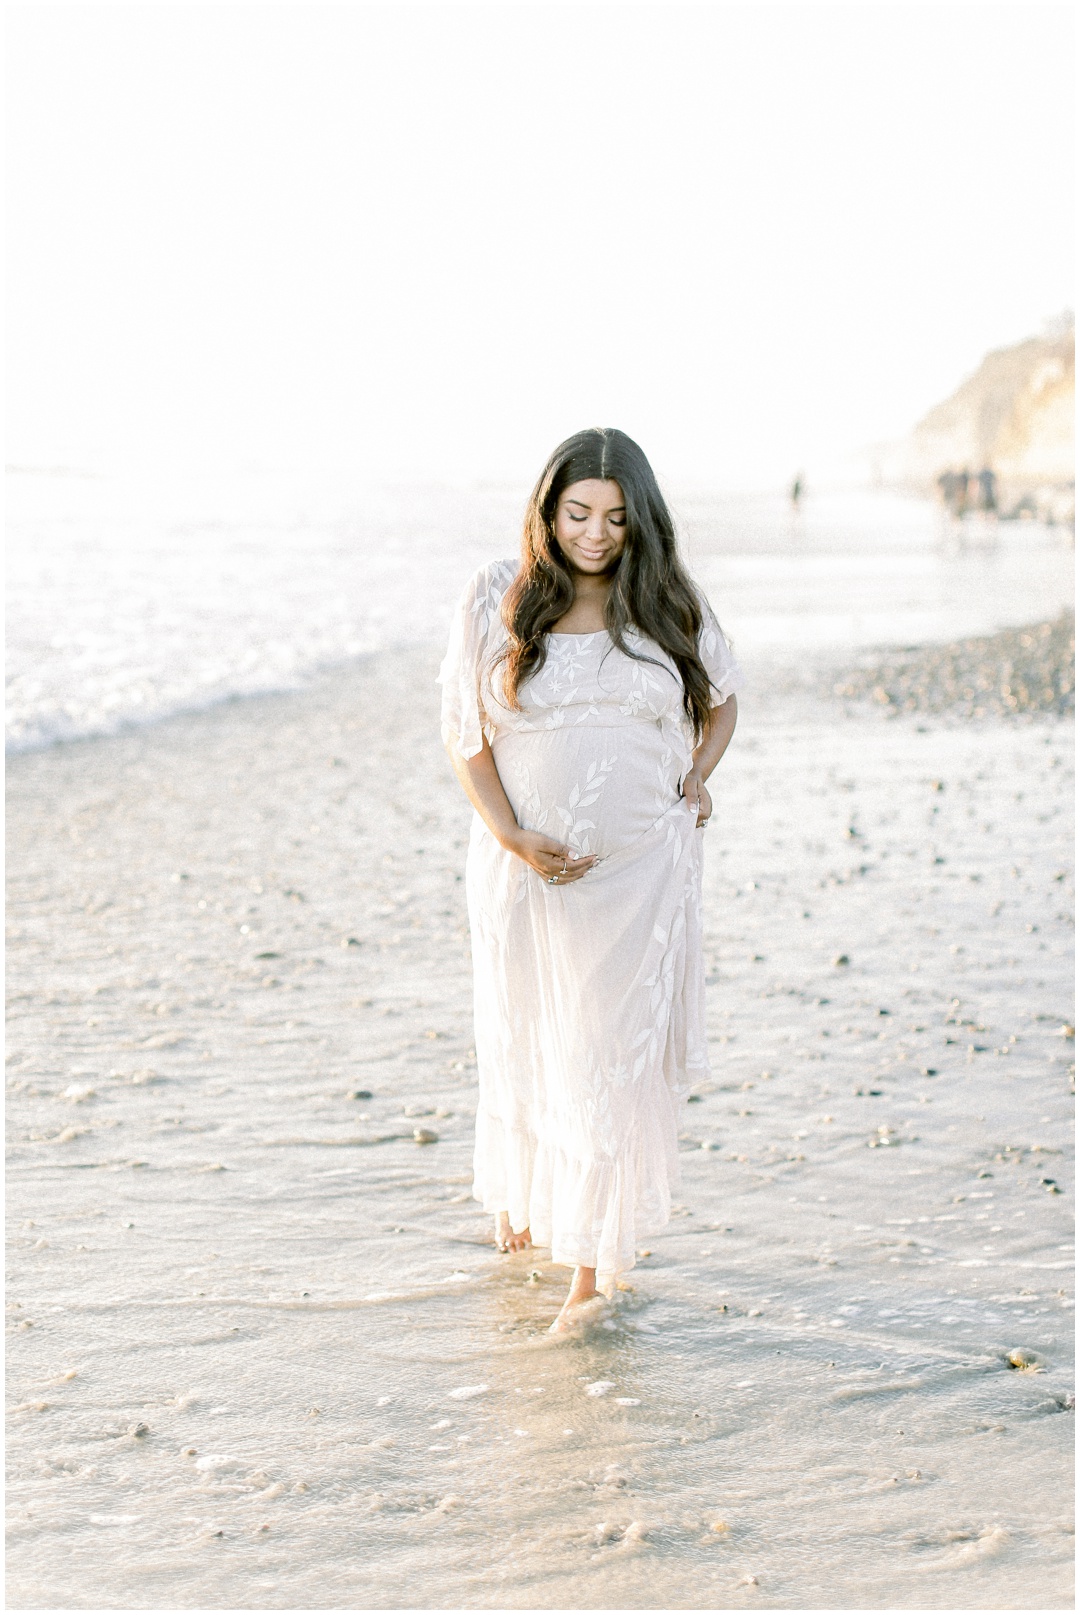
[6, 640, 1074, 1610]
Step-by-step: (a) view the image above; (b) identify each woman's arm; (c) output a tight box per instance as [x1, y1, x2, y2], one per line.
[445, 733, 596, 884]
[680, 695, 738, 827]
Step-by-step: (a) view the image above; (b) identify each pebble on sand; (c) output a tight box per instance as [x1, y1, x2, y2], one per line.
[412, 1128, 439, 1145]
[447, 1384, 490, 1401]
[585, 1381, 616, 1397]
[829, 613, 1074, 719]
[1006, 1349, 1043, 1372]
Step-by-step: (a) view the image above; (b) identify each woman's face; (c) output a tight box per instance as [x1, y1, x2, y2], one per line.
[552, 478, 627, 576]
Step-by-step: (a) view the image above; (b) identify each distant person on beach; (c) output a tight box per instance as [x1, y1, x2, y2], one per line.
[977, 466, 997, 514]
[956, 467, 971, 517]
[937, 467, 973, 520]
[936, 468, 958, 513]
[790, 473, 804, 511]
[440, 428, 742, 1331]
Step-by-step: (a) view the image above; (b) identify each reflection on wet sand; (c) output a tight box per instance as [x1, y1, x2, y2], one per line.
[6, 637, 1073, 1609]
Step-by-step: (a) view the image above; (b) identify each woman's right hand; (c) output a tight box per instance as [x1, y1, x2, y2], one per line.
[503, 829, 597, 884]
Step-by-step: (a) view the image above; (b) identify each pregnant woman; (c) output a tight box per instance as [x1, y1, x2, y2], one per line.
[440, 427, 742, 1330]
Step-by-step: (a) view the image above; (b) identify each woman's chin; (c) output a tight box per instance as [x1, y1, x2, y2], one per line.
[569, 555, 620, 576]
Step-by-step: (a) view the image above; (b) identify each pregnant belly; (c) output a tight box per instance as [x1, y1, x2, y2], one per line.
[492, 724, 686, 858]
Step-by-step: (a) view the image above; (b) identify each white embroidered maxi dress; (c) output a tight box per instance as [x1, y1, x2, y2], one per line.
[439, 559, 744, 1283]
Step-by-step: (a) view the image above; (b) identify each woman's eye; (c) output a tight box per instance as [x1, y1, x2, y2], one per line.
[568, 512, 586, 522]
[609, 518, 626, 528]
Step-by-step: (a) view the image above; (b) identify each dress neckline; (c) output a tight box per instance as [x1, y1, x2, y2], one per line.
[548, 628, 609, 639]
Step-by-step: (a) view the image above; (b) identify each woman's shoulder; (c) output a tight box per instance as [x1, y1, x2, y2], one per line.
[479, 555, 519, 589]
[686, 579, 730, 638]
[458, 557, 519, 612]
[451, 559, 519, 649]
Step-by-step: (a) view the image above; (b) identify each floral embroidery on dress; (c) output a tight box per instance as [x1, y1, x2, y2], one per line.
[551, 756, 615, 856]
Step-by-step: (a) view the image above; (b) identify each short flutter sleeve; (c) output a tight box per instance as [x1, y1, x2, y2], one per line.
[697, 592, 745, 707]
[438, 560, 515, 759]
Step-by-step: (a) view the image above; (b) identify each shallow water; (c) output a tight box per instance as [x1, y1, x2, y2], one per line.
[5, 470, 517, 752]
[6, 651, 1074, 1609]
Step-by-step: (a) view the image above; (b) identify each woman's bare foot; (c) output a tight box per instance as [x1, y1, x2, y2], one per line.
[494, 1211, 531, 1254]
[549, 1265, 599, 1332]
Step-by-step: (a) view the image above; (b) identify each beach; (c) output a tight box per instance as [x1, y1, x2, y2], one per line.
[7, 0, 1076, 1599]
[6, 630, 1074, 1610]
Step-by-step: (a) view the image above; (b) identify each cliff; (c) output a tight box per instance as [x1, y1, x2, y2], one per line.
[872, 315, 1074, 518]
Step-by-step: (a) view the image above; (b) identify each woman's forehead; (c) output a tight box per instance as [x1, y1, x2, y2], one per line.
[559, 478, 625, 509]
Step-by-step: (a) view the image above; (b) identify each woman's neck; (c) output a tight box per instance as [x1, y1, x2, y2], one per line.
[571, 569, 611, 603]
[551, 568, 612, 634]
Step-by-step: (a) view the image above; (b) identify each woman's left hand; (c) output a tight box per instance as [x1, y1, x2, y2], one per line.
[681, 769, 713, 828]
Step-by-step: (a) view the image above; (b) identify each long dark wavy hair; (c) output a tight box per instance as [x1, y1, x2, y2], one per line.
[499, 427, 717, 738]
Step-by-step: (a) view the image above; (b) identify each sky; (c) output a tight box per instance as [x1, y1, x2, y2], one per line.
[6, 1, 1075, 489]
